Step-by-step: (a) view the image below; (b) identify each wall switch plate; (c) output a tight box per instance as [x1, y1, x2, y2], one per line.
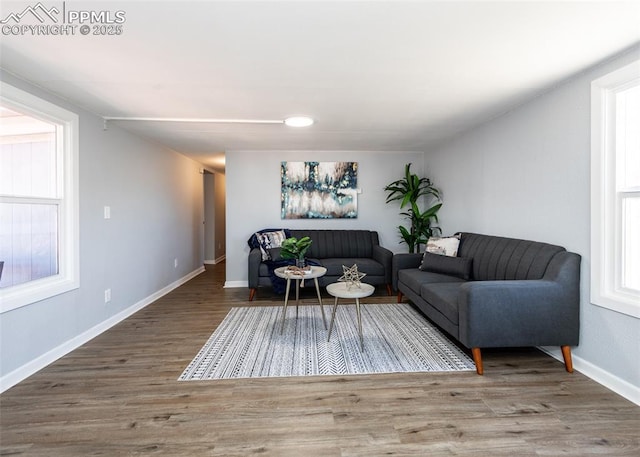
[174, 258, 178, 268]
[104, 288, 111, 303]
[104, 206, 111, 219]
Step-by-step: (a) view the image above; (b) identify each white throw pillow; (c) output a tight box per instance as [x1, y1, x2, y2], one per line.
[425, 235, 460, 257]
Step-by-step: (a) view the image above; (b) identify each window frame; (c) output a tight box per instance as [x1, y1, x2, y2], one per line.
[0, 81, 79, 313]
[590, 59, 640, 318]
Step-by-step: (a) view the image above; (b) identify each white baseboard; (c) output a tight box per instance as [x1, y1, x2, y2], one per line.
[224, 280, 247, 288]
[0, 266, 205, 393]
[204, 255, 225, 265]
[540, 346, 640, 406]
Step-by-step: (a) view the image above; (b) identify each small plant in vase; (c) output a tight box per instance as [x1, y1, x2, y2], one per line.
[280, 236, 313, 269]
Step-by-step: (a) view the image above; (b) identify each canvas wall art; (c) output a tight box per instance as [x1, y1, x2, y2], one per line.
[281, 161, 358, 219]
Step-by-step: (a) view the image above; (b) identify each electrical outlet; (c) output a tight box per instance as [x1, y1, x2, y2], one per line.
[104, 288, 111, 303]
[174, 258, 178, 268]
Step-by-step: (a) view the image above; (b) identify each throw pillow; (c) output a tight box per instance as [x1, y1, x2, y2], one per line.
[267, 247, 283, 262]
[419, 252, 472, 280]
[425, 235, 460, 256]
[255, 230, 287, 261]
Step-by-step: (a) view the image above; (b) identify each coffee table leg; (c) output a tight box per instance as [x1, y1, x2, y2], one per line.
[313, 277, 327, 329]
[327, 296, 339, 341]
[295, 279, 300, 319]
[356, 297, 363, 351]
[280, 278, 291, 333]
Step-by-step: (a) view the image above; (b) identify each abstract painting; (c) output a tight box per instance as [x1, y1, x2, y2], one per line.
[281, 161, 358, 219]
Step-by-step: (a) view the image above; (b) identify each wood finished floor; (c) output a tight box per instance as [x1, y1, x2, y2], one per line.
[1, 263, 638, 456]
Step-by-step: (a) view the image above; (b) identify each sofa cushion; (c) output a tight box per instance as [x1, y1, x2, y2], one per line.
[398, 268, 465, 295]
[258, 262, 271, 277]
[320, 258, 385, 277]
[425, 235, 460, 256]
[419, 252, 472, 280]
[420, 282, 464, 325]
[458, 232, 565, 280]
[268, 247, 283, 261]
[291, 230, 376, 258]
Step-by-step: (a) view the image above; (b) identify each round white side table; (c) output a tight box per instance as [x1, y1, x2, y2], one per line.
[274, 266, 327, 333]
[326, 281, 375, 350]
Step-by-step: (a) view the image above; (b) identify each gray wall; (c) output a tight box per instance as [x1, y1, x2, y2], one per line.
[426, 46, 640, 391]
[224, 150, 426, 286]
[0, 71, 205, 384]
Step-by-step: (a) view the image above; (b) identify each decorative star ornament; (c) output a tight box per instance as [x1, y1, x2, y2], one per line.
[338, 264, 366, 290]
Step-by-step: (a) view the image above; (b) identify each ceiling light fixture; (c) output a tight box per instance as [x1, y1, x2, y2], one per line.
[284, 116, 314, 127]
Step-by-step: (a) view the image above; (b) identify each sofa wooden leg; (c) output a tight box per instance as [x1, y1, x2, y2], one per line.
[249, 288, 256, 301]
[471, 347, 484, 375]
[397, 291, 403, 303]
[386, 284, 392, 296]
[561, 345, 574, 373]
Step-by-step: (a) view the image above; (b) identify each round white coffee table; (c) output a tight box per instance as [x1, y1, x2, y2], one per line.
[274, 266, 327, 333]
[326, 281, 375, 350]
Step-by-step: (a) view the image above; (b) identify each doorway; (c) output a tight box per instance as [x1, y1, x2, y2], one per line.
[203, 171, 226, 265]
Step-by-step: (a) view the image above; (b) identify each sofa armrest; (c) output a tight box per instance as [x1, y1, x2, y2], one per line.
[372, 245, 394, 283]
[391, 253, 423, 291]
[248, 248, 263, 288]
[457, 279, 579, 349]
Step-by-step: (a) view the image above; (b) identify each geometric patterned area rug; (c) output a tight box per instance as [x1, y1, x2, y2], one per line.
[178, 303, 475, 381]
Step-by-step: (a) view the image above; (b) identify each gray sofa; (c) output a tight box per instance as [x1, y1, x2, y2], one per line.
[248, 229, 393, 301]
[393, 232, 581, 375]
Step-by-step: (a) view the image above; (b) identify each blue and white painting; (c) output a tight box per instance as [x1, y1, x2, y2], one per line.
[281, 161, 358, 219]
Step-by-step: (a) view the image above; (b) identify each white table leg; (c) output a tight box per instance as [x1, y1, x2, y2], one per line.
[295, 278, 300, 319]
[327, 296, 339, 341]
[280, 278, 292, 333]
[356, 297, 363, 351]
[313, 277, 327, 329]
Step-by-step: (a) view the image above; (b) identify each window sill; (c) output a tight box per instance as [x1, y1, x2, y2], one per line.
[591, 290, 640, 319]
[0, 275, 79, 313]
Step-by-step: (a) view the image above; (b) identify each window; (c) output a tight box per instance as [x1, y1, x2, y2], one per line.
[591, 60, 640, 318]
[0, 82, 79, 312]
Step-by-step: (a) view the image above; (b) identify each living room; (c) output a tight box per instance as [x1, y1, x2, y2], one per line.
[1, 1, 639, 454]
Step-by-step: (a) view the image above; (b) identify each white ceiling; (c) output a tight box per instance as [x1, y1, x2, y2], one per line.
[1, 1, 639, 173]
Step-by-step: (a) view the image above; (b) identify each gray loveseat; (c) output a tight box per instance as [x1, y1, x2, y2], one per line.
[393, 232, 581, 375]
[248, 229, 393, 301]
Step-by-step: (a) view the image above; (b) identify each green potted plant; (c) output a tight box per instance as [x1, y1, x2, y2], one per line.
[280, 236, 313, 267]
[384, 163, 442, 253]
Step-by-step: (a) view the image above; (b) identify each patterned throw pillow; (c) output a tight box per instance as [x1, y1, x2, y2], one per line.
[425, 235, 460, 257]
[255, 230, 287, 261]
